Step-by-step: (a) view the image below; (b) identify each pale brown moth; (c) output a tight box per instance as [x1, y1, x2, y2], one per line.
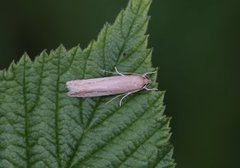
[66, 67, 157, 106]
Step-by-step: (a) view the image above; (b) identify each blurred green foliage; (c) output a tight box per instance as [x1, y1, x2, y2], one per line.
[0, 0, 239, 168]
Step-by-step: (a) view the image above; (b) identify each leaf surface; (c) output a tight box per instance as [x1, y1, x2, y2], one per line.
[0, 0, 175, 167]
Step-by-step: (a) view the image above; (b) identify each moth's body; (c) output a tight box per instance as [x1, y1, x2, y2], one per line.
[66, 75, 149, 97]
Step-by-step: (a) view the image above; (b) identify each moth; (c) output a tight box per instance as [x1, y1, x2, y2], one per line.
[66, 67, 157, 106]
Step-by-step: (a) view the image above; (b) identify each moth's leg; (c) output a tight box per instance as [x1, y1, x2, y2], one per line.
[106, 89, 141, 106]
[143, 85, 158, 91]
[114, 67, 144, 76]
[100, 69, 116, 75]
[105, 93, 125, 105]
[102, 67, 157, 77]
[119, 89, 141, 106]
[142, 70, 157, 78]
[114, 67, 125, 76]
[115, 67, 148, 76]
[144, 87, 158, 91]
[100, 67, 125, 76]
[119, 93, 131, 106]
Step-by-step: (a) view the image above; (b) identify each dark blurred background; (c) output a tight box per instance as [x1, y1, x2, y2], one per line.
[0, 0, 239, 167]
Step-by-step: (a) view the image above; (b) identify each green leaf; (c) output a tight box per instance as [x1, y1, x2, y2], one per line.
[0, 0, 175, 167]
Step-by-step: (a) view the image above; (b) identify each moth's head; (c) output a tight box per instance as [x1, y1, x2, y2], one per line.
[142, 75, 150, 85]
[141, 73, 158, 92]
[141, 70, 157, 84]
